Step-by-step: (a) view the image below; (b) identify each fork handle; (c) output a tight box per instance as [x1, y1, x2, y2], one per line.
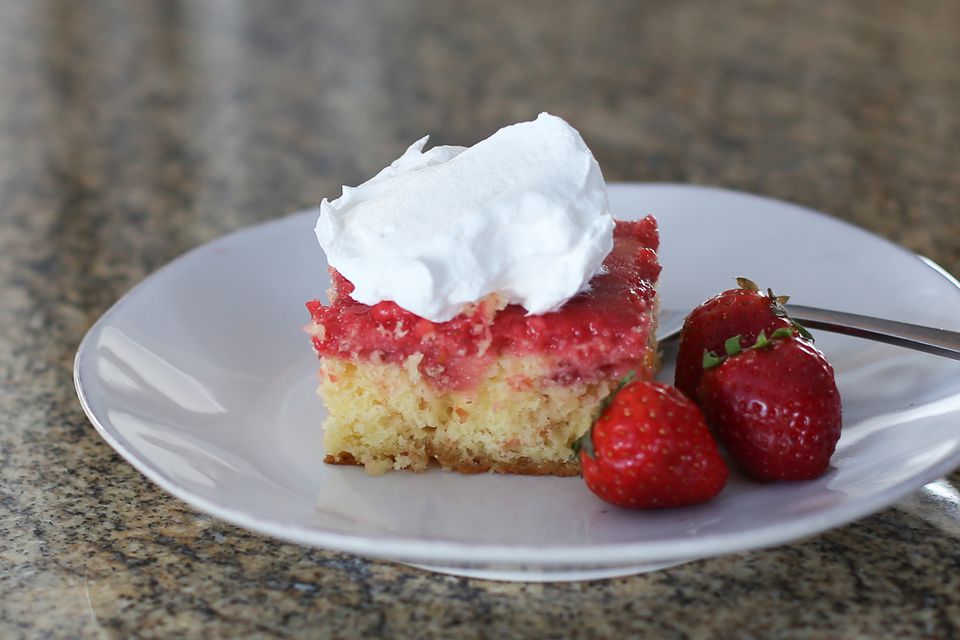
[786, 304, 960, 361]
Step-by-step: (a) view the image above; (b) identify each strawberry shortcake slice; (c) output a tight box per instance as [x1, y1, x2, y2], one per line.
[305, 113, 661, 475]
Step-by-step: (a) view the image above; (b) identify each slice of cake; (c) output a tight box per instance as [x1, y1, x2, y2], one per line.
[306, 217, 660, 475]
[304, 113, 661, 475]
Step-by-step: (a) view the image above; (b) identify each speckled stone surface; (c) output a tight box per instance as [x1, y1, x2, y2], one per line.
[2, 1, 960, 637]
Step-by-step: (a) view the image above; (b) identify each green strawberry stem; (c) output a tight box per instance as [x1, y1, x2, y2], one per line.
[702, 327, 797, 370]
[736, 276, 815, 342]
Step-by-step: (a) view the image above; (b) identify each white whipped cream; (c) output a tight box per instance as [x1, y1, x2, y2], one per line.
[315, 112, 614, 322]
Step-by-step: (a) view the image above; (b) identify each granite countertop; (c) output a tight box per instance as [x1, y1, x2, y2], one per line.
[3, 1, 960, 637]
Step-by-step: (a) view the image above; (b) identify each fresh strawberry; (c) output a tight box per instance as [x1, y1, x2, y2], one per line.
[574, 377, 728, 509]
[698, 331, 842, 482]
[675, 278, 808, 402]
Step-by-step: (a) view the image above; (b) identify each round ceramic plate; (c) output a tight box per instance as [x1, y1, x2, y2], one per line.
[75, 184, 960, 582]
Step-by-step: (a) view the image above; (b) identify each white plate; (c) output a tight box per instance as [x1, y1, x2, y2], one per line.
[75, 184, 960, 582]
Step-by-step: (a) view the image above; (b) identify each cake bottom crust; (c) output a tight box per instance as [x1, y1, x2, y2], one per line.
[324, 450, 580, 476]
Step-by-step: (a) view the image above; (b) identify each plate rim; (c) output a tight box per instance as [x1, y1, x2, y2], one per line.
[74, 182, 960, 568]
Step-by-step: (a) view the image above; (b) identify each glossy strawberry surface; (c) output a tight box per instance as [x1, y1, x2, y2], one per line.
[579, 381, 728, 509]
[675, 284, 793, 402]
[698, 337, 842, 482]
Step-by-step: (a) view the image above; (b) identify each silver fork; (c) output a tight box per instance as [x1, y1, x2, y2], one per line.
[656, 305, 960, 361]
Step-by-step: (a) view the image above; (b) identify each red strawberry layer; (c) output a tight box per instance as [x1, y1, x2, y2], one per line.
[306, 216, 661, 391]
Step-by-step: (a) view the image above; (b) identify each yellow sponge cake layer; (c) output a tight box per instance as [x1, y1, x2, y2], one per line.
[319, 353, 657, 476]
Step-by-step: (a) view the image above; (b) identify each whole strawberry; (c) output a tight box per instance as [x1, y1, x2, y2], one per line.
[698, 332, 842, 482]
[575, 378, 728, 509]
[675, 278, 806, 402]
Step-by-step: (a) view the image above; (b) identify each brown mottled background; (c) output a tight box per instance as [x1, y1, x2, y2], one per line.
[2, 1, 959, 637]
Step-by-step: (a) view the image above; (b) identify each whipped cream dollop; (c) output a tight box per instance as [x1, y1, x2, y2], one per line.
[315, 112, 614, 322]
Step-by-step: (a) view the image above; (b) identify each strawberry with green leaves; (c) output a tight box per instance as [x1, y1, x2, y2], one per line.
[698, 330, 842, 482]
[675, 278, 809, 402]
[574, 375, 728, 509]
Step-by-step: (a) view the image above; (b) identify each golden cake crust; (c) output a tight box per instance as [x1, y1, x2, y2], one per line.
[323, 450, 580, 476]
